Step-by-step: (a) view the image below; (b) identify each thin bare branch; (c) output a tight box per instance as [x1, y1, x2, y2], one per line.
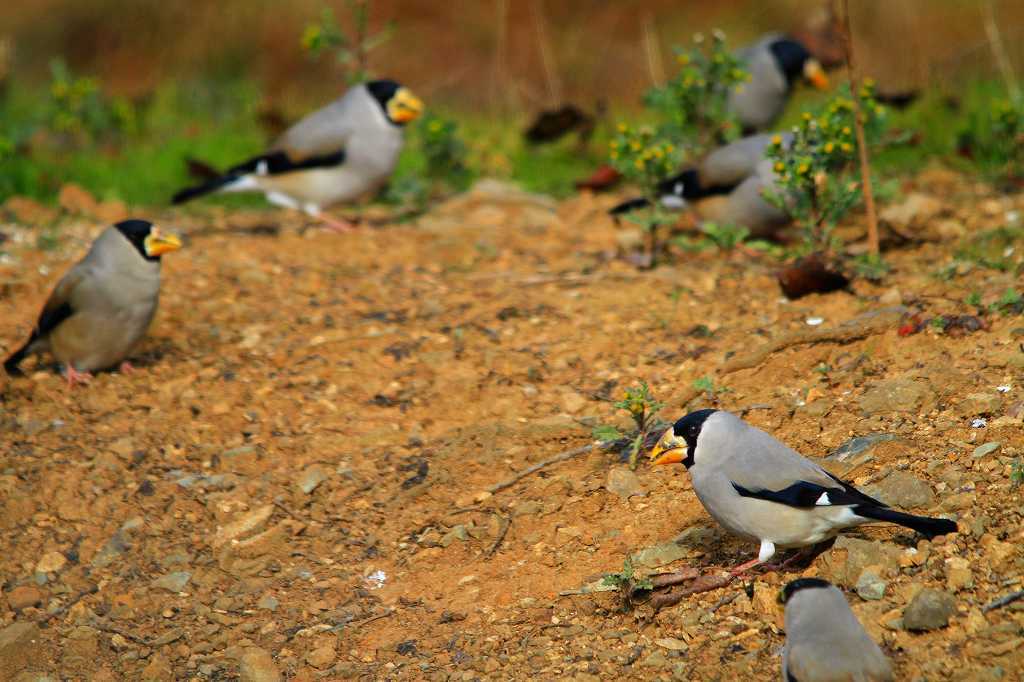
[840, 0, 879, 256]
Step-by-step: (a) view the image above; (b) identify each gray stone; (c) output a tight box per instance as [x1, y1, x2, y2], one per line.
[972, 442, 1001, 459]
[440, 525, 469, 547]
[855, 569, 887, 601]
[239, 647, 281, 682]
[297, 465, 327, 494]
[151, 571, 191, 593]
[819, 536, 902, 588]
[0, 622, 40, 678]
[859, 378, 932, 415]
[631, 541, 692, 569]
[827, 434, 898, 462]
[903, 588, 956, 631]
[256, 595, 279, 611]
[863, 470, 935, 509]
[605, 468, 646, 499]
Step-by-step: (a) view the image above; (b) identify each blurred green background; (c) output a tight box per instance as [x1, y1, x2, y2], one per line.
[0, 0, 1021, 205]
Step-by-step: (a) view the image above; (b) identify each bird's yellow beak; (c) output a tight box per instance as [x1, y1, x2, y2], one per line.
[804, 59, 829, 90]
[388, 87, 424, 124]
[649, 428, 687, 466]
[144, 227, 182, 257]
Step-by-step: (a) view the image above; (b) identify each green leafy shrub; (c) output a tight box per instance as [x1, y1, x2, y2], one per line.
[592, 381, 667, 469]
[419, 113, 471, 191]
[608, 124, 683, 264]
[644, 30, 748, 154]
[763, 82, 887, 257]
[301, 3, 394, 84]
[46, 59, 135, 144]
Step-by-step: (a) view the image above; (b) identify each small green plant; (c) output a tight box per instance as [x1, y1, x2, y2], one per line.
[644, 30, 748, 154]
[698, 222, 750, 251]
[301, 2, 394, 84]
[965, 291, 983, 308]
[419, 113, 471, 191]
[46, 59, 134, 144]
[764, 82, 888, 259]
[608, 125, 683, 265]
[989, 288, 1024, 316]
[851, 253, 890, 281]
[692, 375, 729, 400]
[990, 100, 1024, 180]
[1011, 459, 1024, 487]
[592, 381, 666, 469]
[602, 556, 653, 590]
[929, 316, 949, 332]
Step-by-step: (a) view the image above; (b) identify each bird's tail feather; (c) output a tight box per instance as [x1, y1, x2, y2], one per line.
[609, 197, 651, 216]
[4, 340, 31, 376]
[853, 505, 957, 539]
[172, 173, 259, 205]
[172, 176, 234, 204]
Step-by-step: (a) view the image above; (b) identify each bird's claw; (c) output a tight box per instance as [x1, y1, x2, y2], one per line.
[65, 365, 93, 388]
[119, 361, 135, 375]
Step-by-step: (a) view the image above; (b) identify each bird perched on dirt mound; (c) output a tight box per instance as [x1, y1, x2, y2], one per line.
[4, 219, 181, 387]
[781, 578, 894, 681]
[650, 409, 957, 574]
[731, 34, 830, 132]
[610, 132, 792, 238]
[172, 80, 423, 232]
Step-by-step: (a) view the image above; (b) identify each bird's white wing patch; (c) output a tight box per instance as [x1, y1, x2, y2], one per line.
[757, 539, 776, 562]
[256, 160, 269, 176]
[815, 492, 831, 506]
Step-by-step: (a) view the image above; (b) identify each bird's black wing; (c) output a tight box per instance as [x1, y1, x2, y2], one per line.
[172, 149, 347, 204]
[732, 478, 884, 509]
[226, 149, 347, 176]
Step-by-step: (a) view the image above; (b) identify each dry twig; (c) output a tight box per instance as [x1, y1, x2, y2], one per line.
[840, 0, 879, 256]
[981, 0, 1021, 102]
[983, 590, 1024, 613]
[487, 443, 597, 494]
[486, 513, 512, 557]
[720, 306, 907, 375]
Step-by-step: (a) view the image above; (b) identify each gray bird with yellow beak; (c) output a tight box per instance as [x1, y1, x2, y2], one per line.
[650, 409, 957, 575]
[4, 219, 181, 387]
[730, 34, 830, 132]
[172, 80, 423, 231]
[781, 578, 894, 681]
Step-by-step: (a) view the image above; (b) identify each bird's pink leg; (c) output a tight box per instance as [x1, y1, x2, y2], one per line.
[318, 213, 358, 233]
[65, 365, 93, 388]
[728, 556, 765, 578]
[119, 361, 135, 375]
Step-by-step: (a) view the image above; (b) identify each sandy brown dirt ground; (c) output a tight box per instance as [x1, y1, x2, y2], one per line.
[1, 175, 1023, 681]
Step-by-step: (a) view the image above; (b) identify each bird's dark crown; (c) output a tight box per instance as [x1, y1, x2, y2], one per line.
[366, 79, 402, 110]
[768, 37, 813, 86]
[781, 577, 833, 603]
[114, 219, 158, 261]
[673, 408, 717, 445]
[669, 408, 717, 467]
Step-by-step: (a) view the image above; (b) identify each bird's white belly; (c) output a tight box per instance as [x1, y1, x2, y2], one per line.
[257, 165, 383, 209]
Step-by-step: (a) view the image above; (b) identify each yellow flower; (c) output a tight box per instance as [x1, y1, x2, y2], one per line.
[802, 112, 812, 121]
[677, 54, 690, 66]
[631, 141, 641, 151]
[841, 142, 853, 152]
[774, 161, 785, 172]
[842, 126, 851, 135]
[824, 142, 835, 153]
[617, 123, 628, 133]
[771, 134, 782, 146]
[797, 163, 810, 175]
[635, 158, 645, 169]
[610, 151, 619, 159]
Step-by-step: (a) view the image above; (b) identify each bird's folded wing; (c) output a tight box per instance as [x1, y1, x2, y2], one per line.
[732, 478, 879, 509]
[272, 97, 356, 163]
[226, 149, 347, 177]
[34, 267, 87, 338]
[699, 134, 776, 187]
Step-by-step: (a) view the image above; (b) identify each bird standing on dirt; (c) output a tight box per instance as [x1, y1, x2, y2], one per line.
[4, 219, 181, 387]
[781, 577, 894, 681]
[650, 409, 957, 574]
[171, 80, 423, 232]
[731, 34, 830, 132]
[610, 132, 792, 238]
